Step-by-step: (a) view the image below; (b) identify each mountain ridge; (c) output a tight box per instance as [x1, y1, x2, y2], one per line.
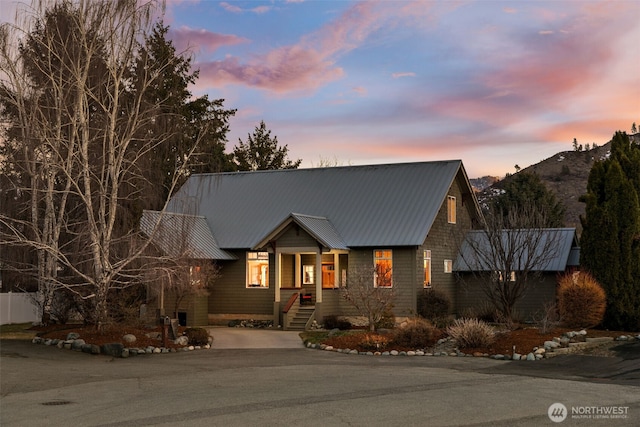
[474, 133, 639, 235]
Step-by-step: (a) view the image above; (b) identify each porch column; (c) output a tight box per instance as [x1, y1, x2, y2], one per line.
[315, 250, 322, 303]
[334, 252, 340, 287]
[295, 253, 301, 288]
[273, 250, 281, 327]
[275, 250, 281, 303]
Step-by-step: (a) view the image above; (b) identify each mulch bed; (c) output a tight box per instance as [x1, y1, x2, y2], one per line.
[30, 323, 188, 349]
[321, 327, 634, 356]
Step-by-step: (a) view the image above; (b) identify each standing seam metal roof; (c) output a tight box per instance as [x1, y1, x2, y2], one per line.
[166, 160, 469, 249]
[139, 210, 237, 260]
[454, 228, 579, 272]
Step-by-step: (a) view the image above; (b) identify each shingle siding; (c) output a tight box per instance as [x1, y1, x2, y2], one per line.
[456, 273, 558, 321]
[208, 252, 274, 316]
[418, 173, 477, 313]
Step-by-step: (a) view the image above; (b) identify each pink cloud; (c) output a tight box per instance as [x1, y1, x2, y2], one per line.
[219, 2, 271, 14]
[196, 48, 344, 93]
[194, 2, 385, 93]
[169, 27, 248, 54]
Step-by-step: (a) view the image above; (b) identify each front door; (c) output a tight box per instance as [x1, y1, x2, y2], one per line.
[322, 264, 335, 288]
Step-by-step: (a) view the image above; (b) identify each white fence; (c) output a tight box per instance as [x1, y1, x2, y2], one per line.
[0, 292, 40, 325]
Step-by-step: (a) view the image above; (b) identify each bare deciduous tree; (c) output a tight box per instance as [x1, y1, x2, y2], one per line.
[341, 264, 396, 331]
[0, 0, 210, 332]
[457, 202, 563, 325]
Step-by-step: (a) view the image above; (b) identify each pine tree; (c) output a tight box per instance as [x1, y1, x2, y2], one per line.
[233, 120, 301, 171]
[492, 172, 566, 227]
[580, 131, 640, 330]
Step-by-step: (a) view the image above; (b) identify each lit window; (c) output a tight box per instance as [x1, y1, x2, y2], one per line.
[190, 265, 202, 286]
[247, 252, 269, 288]
[374, 250, 393, 288]
[423, 250, 432, 288]
[444, 259, 452, 274]
[496, 271, 516, 282]
[447, 196, 456, 224]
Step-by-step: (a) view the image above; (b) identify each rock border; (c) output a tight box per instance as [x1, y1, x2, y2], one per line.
[31, 331, 213, 358]
[303, 330, 640, 361]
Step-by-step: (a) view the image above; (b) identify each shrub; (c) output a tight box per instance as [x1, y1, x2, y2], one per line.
[323, 315, 351, 330]
[183, 327, 210, 346]
[446, 318, 495, 349]
[417, 289, 451, 321]
[375, 309, 396, 330]
[392, 318, 439, 349]
[358, 332, 392, 352]
[557, 272, 606, 328]
[460, 302, 499, 324]
[533, 301, 561, 334]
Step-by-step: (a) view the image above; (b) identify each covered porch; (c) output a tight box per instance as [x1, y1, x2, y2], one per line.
[252, 213, 349, 330]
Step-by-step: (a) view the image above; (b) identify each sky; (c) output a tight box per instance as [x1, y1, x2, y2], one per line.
[2, 1, 640, 177]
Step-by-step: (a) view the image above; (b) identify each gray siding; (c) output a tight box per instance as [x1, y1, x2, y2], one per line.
[456, 273, 558, 321]
[419, 172, 478, 312]
[276, 226, 318, 248]
[208, 252, 274, 316]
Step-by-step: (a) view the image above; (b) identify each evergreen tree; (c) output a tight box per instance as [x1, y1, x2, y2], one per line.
[233, 120, 301, 171]
[580, 131, 640, 330]
[136, 23, 236, 206]
[492, 172, 566, 227]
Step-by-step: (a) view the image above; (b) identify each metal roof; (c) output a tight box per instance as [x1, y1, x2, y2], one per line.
[166, 160, 472, 249]
[254, 213, 348, 250]
[455, 228, 579, 272]
[140, 210, 237, 260]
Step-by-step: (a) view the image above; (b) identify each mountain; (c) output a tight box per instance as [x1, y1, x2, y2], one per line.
[476, 133, 639, 236]
[469, 175, 501, 192]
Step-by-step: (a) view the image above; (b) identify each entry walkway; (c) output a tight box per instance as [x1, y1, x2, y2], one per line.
[206, 327, 305, 349]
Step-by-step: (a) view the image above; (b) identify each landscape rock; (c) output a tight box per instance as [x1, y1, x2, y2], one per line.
[71, 339, 85, 351]
[66, 332, 80, 340]
[174, 336, 188, 346]
[122, 334, 137, 344]
[544, 340, 560, 350]
[101, 342, 124, 358]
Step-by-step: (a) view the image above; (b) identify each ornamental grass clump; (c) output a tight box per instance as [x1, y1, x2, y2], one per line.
[446, 318, 495, 349]
[557, 272, 606, 328]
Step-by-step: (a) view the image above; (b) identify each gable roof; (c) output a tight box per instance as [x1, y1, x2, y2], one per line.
[254, 213, 348, 250]
[455, 228, 579, 272]
[140, 210, 237, 260]
[166, 160, 479, 249]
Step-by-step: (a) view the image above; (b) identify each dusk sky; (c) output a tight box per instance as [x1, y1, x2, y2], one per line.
[3, 1, 640, 177]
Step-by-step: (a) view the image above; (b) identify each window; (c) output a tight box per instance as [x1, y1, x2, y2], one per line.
[247, 252, 269, 288]
[374, 249, 393, 288]
[423, 250, 432, 288]
[444, 259, 453, 274]
[447, 196, 456, 224]
[190, 265, 202, 286]
[496, 271, 516, 282]
[303, 265, 314, 284]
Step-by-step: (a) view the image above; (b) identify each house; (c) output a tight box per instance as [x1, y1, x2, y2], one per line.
[454, 228, 580, 320]
[141, 160, 483, 328]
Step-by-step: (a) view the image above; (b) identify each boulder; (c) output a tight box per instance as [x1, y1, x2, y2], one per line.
[101, 342, 124, 358]
[122, 334, 136, 344]
[66, 332, 80, 340]
[174, 336, 188, 346]
[71, 339, 86, 351]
